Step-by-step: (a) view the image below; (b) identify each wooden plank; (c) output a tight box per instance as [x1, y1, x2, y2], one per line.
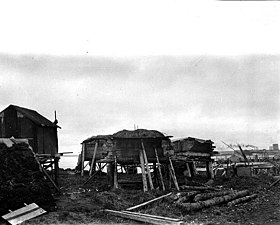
[168, 157, 180, 191]
[126, 192, 172, 211]
[81, 143, 85, 177]
[122, 211, 181, 222]
[105, 209, 183, 225]
[113, 155, 119, 189]
[139, 148, 148, 192]
[89, 142, 98, 176]
[141, 140, 154, 190]
[155, 148, 165, 191]
[2, 203, 46, 225]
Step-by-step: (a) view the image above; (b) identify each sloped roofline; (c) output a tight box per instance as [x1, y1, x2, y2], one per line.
[1, 105, 61, 128]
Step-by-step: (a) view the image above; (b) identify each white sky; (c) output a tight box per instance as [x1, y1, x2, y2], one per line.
[0, 0, 280, 153]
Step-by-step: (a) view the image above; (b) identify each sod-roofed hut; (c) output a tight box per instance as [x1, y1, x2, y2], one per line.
[172, 137, 215, 158]
[82, 129, 173, 164]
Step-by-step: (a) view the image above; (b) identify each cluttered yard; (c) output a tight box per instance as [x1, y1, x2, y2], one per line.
[2, 141, 280, 225]
[5, 168, 280, 225]
[1, 106, 280, 225]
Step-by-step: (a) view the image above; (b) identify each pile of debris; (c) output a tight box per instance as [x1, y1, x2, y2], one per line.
[172, 185, 257, 212]
[0, 142, 56, 216]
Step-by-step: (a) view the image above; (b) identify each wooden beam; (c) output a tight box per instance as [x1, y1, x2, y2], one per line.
[113, 155, 119, 189]
[126, 192, 172, 211]
[139, 148, 148, 192]
[105, 209, 183, 225]
[81, 143, 85, 177]
[168, 157, 180, 191]
[89, 142, 98, 176]
[141, 140, 154, 190]
[122, 211, 181, 222]
[154, 148, 165, 191]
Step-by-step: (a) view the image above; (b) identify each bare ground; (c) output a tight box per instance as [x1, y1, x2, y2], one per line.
[15, 171, 280, 225]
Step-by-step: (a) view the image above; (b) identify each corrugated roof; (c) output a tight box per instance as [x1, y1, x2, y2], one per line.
[2, 105, 60, 128]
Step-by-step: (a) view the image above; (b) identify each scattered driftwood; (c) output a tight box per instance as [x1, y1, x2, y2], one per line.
[105, 209, 183, 225]
[126, 192, 172, 211]
[194, 190, 235, 202]
[180, 185, 218, 191]
[176, 190, 249, 212]
[227, 194, 258, 207]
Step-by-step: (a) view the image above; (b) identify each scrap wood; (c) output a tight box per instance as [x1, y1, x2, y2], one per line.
[176, 190, 249, 212]
[227, 194, 258, 207]
[105, 209, 183, 225]
[126, 192, 173, 211]
[194, 190, 236, 202]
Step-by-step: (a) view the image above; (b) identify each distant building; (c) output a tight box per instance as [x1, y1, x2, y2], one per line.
[0, 105, 60, 155]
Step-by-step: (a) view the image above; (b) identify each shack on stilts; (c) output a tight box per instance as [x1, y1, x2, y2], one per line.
[0, 105, 61, 186]
[78, 129, 216, 191]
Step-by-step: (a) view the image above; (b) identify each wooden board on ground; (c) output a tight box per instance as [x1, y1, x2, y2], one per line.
[2, 203, 46, 225]
[126, 192, 172, 211]
[105, 209, 183, 225]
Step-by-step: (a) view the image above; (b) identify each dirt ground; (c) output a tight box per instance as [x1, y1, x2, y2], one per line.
[12, 170, 280, 225]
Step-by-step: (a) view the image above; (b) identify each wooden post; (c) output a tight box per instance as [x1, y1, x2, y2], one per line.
[206, 161, 214, 179]
[54, 156, 59, 186]
[155, 148, 165, 191]
[141, 140, 154, 190]
[113, 155, 119, 189]
[81, 143, 85, 177]
[107, 163, 114, 187]
[89, 142, 98, 176]
[168, 157, 180, 191]
[139, 148, 148, 192]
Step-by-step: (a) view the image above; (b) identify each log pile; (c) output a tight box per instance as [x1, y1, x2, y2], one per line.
[173, 184, 257, 212]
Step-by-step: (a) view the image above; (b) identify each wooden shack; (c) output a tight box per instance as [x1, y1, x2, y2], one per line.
[82, 129, 173, 164]
[172, 137, 216, 179]
[0, 105, 60, 155]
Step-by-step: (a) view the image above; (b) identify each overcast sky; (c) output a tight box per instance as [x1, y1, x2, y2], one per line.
[0, 1, 280, 153]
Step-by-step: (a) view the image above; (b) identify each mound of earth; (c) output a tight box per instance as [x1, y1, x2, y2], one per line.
[0, 142, 56, 217]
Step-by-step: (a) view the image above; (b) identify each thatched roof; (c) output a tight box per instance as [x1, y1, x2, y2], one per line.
[82, 129, 171, 143]
[113, 129, 168, 139]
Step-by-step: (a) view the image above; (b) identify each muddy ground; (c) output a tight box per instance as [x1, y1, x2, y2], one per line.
[9, 169, 280, 225]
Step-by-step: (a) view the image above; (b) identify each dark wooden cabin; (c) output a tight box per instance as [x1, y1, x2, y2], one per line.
[0, 105, 60, 155]
[82, 129, 173, 164]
